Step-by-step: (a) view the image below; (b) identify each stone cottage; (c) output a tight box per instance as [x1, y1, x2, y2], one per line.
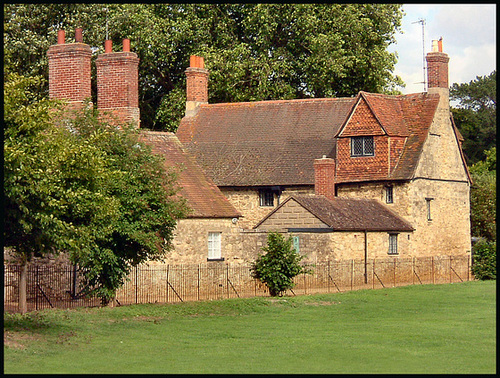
[46, 29, 471, 265]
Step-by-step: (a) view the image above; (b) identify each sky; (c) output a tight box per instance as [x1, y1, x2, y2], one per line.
[389, 4, 496, 94]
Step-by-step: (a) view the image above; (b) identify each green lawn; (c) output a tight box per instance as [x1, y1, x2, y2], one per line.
[4, 281, 496, 374]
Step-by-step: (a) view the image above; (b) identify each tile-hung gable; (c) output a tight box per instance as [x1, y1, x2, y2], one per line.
[177, 98, 355, 187]
[335, 91, 441, 183]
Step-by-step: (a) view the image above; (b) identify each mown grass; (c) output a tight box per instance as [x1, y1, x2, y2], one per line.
[4, 281, 496, 374]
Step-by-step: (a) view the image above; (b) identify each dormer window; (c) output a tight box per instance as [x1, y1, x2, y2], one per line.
[351, 136, 374, 157]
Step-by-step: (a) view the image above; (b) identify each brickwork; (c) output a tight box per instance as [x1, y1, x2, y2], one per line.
[336, 135, 389, 182]
[96, 49, 140, 128]
[314, 158, 336, 199]
[426, 52, 449, 89]
[47, 42, 92, 108]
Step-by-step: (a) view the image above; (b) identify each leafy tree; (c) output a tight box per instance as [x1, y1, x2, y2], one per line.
[251, 232, 311, 297]
[4, 73, 188, 310]
[4, 4, 404, 131]
[471, 239, 496, 280]
[469, 147, 496, 242]
[451, 71, 496, 165]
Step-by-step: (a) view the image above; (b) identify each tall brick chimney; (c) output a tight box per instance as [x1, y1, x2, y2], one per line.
[314, 156, 336, 200]
[185, 55, 209, 117]
[426, 37, 450, 109]
[96, 39, 140, 128]
[47, 28, 92, 110]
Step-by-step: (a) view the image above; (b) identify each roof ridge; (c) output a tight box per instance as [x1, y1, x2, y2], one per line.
[199, 97, 355, 108]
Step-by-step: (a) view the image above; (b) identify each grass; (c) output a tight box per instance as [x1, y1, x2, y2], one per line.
[3, 281, 496, 374]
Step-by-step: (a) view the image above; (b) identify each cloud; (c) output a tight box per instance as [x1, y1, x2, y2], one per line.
[392, 4, 496, 93]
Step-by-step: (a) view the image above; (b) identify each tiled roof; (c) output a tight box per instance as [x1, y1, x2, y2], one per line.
[177, 98, 355, 186]
[256, 195, 414, 232]
[139, 131, 241, 218]
[177, 92, 440, 186]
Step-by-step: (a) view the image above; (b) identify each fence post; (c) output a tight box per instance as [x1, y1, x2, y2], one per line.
[327, 261, 330, 293]
[350, 259, 354, 291]
[35, 265, 39, 311]
[467, 254, 470, 281]
[372, 259, 375, 289]
[197, 265, 200, 301]
[412, 257, 415, 286]
[431, 256, 435, 284]
[166, 264, 169, 303]
[393, 259, 396, 287]
[449, 256, 452, 283]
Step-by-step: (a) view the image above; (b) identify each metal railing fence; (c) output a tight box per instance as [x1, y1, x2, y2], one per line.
[4, 255, 471, 313]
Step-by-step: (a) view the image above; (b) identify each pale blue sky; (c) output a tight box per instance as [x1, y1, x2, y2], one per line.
[389, 4, 496, 93]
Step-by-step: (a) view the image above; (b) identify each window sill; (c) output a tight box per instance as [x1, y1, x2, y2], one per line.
[207, 257, 225, 262]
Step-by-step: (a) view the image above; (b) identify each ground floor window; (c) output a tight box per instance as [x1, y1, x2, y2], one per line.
[388, 233, 398, 255]
[208, 232, 223, 261]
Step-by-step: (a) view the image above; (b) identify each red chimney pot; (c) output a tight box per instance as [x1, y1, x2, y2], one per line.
[57, 30, 65, 44]
[75, 28, 83, 43]
[105, 40, 112, 53]
[123, 39, 130, 52]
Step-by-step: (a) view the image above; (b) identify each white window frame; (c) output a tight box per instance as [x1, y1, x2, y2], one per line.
[208, 232, 223, 261]
[388, 233, 398, 255]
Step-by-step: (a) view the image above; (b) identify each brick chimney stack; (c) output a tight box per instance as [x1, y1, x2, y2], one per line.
[96, 39, 140, 128]
[314, 156, 336, 200]
[426, 37, 450, 109]
[47, 28, 92, 110]
[185, 55, 209, 117]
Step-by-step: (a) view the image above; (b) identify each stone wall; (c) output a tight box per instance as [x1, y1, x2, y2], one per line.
[220, 186, 314, 229]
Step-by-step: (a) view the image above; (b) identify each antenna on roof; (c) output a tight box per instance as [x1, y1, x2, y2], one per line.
[105, 6, 109, 40]
[412, 18, 426, 92]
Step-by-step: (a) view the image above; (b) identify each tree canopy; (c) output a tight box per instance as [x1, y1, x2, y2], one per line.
[4, 73, 189, 306]
[4, 3, 404, 131]
[451, 71, 496, 165]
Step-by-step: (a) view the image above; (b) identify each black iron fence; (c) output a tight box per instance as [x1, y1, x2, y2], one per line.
[4, 255, 471, 313]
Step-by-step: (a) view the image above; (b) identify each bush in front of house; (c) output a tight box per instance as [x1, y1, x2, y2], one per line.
[251, 232, 312, 296]
[471, 239, 496, 280]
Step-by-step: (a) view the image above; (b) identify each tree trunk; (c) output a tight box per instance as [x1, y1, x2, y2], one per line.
[19, 262, 28, 314]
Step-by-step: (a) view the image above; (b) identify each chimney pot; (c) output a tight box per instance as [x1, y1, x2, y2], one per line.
[123, 39, 130, 52]
[438, 37, 443, 52]
[432, 40, 439, 52]
[105, 40, 112, 53]
[75, 28, 83, 43]
[57, 30, 65, 44]
[190, 55, 204, 69]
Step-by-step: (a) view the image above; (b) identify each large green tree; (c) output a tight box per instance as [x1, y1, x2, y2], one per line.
[4, 4, 404, 131]
[450, 71, 496, 165]
[4, 73, 188, 311]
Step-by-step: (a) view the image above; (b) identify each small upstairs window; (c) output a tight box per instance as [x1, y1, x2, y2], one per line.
[386, 186, 394, 204]
[426, 198, 434, 221]
[259, 189, 274, 207]
[351, 136, 374, 157]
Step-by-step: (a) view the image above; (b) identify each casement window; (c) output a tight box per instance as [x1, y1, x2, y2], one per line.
[386, 186, 394, 204]
[351, 136, 374, 157]
[259, 189, 274, 207]
[207, 232, 223, 261]
[425, 197, 434, 221]
[388, 233, 398, 255]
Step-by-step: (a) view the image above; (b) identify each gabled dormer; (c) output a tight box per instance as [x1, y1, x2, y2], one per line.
[334, 92, 409, 183]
